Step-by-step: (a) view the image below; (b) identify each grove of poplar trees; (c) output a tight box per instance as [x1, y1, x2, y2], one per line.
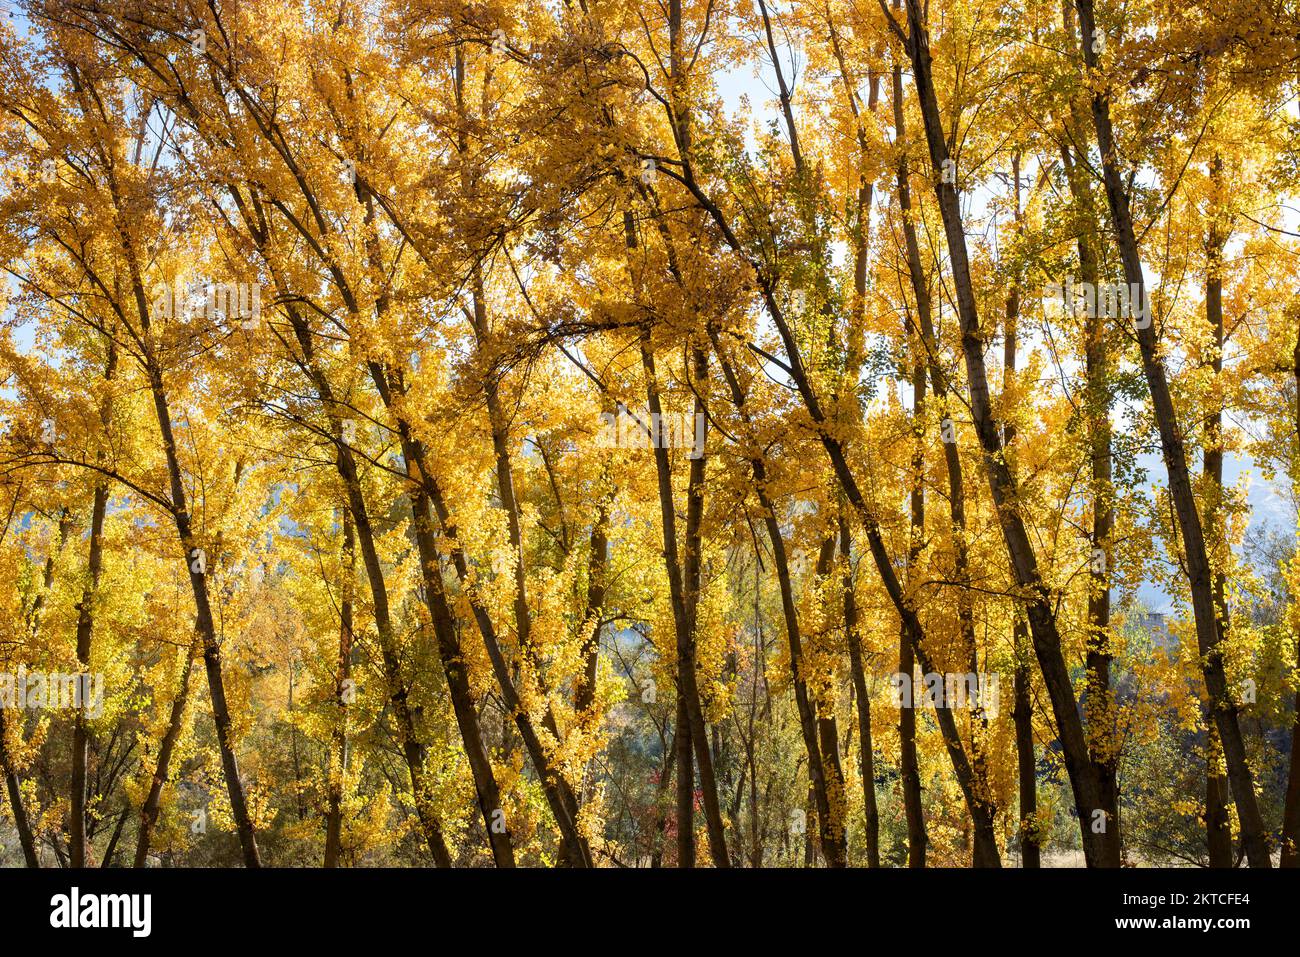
[0, 0, 1297, 868]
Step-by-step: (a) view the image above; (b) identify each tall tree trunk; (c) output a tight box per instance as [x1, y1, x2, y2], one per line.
[1282, 321, 1300, 867]
[1202, 200, 1233, 868]
[406, 433, 590, 866]
[672, 38, 997, 871]
[1003, 161, 1041, 868]
[1055, 20, 1125, 859]
[265, 262, 454, 865]
[0, 706, 38, 867]
[711, 329, 845, 867]
[145, 364, 261, 868]
[840, 515, 880, 867]
[576, 496, 611, 717]
[1012, 624, 1039, 868]
[323, 506, 354, 868]
[813, 536, 849, 867]
[902, 0, 1105, 864]
[110, 173, 261, 866]
[447, 56, 588, 863]
[70, 484, 109, 868]
[890, 48, 999, 864]
[902, 352, 928, 869]
[71, 341, 118, 868]
[134, 642, 196, 867]
[1070, 0, 1270, 867]
[642, 337, 730, 867]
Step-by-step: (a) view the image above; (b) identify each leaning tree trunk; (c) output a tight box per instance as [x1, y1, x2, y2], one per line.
[901, 353, 928, 869]
[641, 337, 730, 868]
[840, 515, 880, 867]
[0, 707, 38, 867]
[134, 643, 196, 867]
[891, 50, 999, 864]
[1202, 204, 1234, 868]
[323, 506, 354, 868]
[113, 190, 261, 866]
[1282, 317, 1300, 866]
[903, 0, 1106, 864]
[1070, 0, 1270, 867]
[711, 330, 843, 867]
[71, 340, 117, 868]
[670, 45, 997, 869]
[1057, 12, 1124, 857]
[1003, 177, 1041, 868]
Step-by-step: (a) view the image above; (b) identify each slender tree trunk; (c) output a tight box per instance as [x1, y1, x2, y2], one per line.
[101, 807, 128, 868]
[408, 436, 590, 866]
[111, 186, 260, 866]
[1282, 322, 1300, 866]
[576, 497, 611, 717]
[1003, 171, 1041, 868]
[672, 36, 997, 870]
[813, 536, 849, 867]
[283, 335, 452, 866]
[902, 351, 928, 868]
[1202, 203, 1233, 868]
[710, 329, 844, 866]
[146, 370, 261, 868]
[407, 478, 516, 868]
[447, 46, 588, 869]
[1056, 49, 1125, 860]
[1012, 622, 1039, 867]
[134, 643, 196, 867]
[1070, 0, 1270, 867]
[323, 507, 354, 868]
[0, 707, 38, 867]
[70, 343, 116, 868]
[642, 337, 730, 867]
[903, 0, 1105, 864]
[890, 51, 1000, 864]
[70, 482, 109, 868]
[840, 516, 880, 867]
[899, 628, 926, 868]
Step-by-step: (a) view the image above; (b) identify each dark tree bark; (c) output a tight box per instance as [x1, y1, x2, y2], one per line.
[1003, 155, 1040, 869]
[667, 28, 997, 869]
[840, 516, 880, 867]
[710, 330, 845, 867]
[575, 497, 611, 717]
[813, 536, 849, 867]
[1070, 0, 1270, 867]
[0, 706, 38, 867]
[642, 337, 730, 867]
[71, 341, 118, 868]
[1055, 21, 1125, 858]
[901, 354, 928, 869]
[1202, 194, 1233, 869]
[134, 643, 196, 867]
[97, 139, 261, 866]
[323, 507, 354, 868]
[1283, 318, 1300, 866]
[901, 0, 1106, 864]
